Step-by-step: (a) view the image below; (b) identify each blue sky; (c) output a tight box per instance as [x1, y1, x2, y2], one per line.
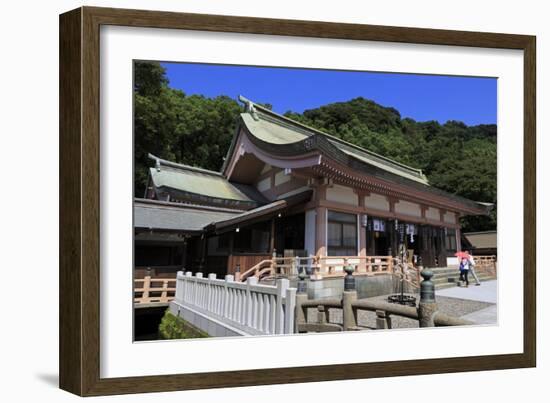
[162, 62, 497, 126]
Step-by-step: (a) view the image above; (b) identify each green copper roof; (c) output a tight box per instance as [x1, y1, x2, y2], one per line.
[240, 113, 310, 145]
[329, 140, 428, 184]
[149, 165, 254, 203]
[237, 96, 428, 185]
[134, 198, 240, 232]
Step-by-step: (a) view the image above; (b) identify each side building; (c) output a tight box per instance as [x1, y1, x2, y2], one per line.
[134, 96, 491, 278]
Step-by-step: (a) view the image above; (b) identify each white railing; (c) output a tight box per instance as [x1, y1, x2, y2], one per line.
[175, 271, 297, 336]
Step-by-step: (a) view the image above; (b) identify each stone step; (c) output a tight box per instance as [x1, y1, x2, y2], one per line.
[431, 267, 461, 272]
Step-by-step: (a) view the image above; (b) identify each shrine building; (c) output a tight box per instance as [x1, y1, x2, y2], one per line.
[134, 96, 491, 278]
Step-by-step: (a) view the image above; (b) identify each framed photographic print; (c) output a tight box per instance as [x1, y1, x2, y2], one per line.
[59, 6, 536, 396]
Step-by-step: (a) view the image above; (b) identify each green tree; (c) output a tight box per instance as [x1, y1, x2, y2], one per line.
[133, 62, 241, 196]
[134, 64, 497, 231]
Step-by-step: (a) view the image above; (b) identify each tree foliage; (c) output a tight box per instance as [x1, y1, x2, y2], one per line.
[134, 62, 496, 232]
[134, 62, 241, 196]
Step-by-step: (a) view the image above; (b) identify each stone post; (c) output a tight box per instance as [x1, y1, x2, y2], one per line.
[208, 273, 216, 311]
[224, 274, 234, 319]
[376, 310, 392, 329]
[275, 278, 290, 334]
[175, 271, 184, 303]
[184, 271, 192, 303]
[295, 271, 308, 332]
[245, 276, 258, 328]
[418, 269, 437, 327]
[195, 272, 203, 307]
[342, 265, 357, 331]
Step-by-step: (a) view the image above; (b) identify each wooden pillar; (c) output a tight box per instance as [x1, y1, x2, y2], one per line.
[270, 218, 276, 254]
[388, 219, 397, 257]
[359, 222, 367, 257]
[229, 232, 234, 254]
[200, 235, 207, 271]
[181, 238, 188, 269]
[315, 207, 327, 256]
[357, 194, 367, 258]
[388, 198, 398, 257]
[420, 225, 431, 268]
[366, 217, 376, 256]
[456, 228, 462, 252]
[313, 179, 330, 257]
[442, 227, 447, 267]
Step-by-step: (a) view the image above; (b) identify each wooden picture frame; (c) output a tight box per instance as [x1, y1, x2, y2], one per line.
[59, 6, 536, 396]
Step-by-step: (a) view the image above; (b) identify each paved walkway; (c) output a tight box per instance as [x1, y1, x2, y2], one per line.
[436, 280, 498, 325]
[436, 280, 497, 303]
[460, 305, 498, 325]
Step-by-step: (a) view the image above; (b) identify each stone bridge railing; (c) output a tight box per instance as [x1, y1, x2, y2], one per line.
[295, 267, 474, 332]
[170, 266, 472, 337]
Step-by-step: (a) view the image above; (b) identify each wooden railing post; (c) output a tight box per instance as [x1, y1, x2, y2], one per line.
[271, 249, 277, 276]
[234, 263, 241, 282]
[142, 275, 151, 302]
[359, 255, 366, 274]
[161, 279, 168, 302]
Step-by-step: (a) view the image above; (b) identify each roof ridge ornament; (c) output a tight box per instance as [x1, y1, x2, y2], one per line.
[148, 153, 162, 172]
[238, 95, 259, 121]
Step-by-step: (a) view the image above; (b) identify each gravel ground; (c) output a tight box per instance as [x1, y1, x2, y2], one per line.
[306, 294, 494, 330]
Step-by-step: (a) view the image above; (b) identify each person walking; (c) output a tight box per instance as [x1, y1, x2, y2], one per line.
[459, 257, 470, 287]
[467, 251, 481, 286]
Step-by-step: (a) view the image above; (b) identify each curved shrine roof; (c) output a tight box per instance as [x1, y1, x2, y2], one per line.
[236, 96, 429, 185]
[232, 96, 490, 215]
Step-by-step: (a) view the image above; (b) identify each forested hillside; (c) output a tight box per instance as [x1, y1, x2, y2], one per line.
[134, 61, 496, 232]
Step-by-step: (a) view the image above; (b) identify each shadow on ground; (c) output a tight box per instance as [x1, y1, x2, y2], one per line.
[35, 373, 58, 388]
